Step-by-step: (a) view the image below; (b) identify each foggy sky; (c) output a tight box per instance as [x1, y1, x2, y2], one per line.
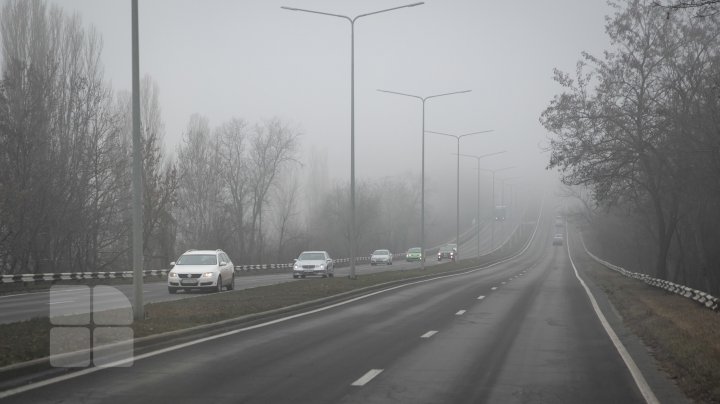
[61, 0, 613, 190]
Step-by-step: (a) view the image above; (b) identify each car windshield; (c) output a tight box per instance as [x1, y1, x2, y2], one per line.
[299, 252, 325, 261]
[440, 246, 454, 252]
[373, 250, 389, 255]
[408, 248, 421, 253]
[176, 254, 217, 265]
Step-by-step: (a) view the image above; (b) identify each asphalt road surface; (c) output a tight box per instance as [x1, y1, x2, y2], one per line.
[0, 217, 518, 325]
[0, 211, 680, 403]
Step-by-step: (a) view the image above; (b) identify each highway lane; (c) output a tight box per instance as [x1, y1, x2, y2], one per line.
[0, 215, 519, 325]
[1, 208, 673, 403]
[0, 259, 435, 325]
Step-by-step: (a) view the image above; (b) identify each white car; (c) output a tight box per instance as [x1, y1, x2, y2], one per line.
[293, 251, 335, 278]
[370, 249, 393, 265]
[168, 249, 235, 294]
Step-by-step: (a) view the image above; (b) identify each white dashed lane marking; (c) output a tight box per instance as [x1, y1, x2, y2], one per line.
[455, 310, 466, 315]
[352, 369, 384, 386]
[491, 286, 498, 290]
[477, 295, 486, 300]
[421, 330, 438, 339]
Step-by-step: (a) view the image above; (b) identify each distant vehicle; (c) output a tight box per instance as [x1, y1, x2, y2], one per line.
[437, 244, 456, 261]
[293, 251, 335, 278]
[495, 205, 506, 221]
[371, 249, 393, 266]
[168, 249, 235, 294]
[405, 247, 423, 262]
[555, 215, 564, 227]
[553, 234, 564, 246]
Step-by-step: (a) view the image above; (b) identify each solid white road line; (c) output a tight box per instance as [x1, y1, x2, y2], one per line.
[477, 295, 485, 300]
[351, 369, 384, 386]
[565, 226, 659, 404]
[47, 300, 75, 305]
[455, 310, 466, 316]
[421, 330, 438, 339]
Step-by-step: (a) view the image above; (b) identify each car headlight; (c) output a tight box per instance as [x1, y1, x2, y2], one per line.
[319, 264, 325, 270]
[169, 272, 178, 278]
[201, 272, 215, 278]
[294, 264, 299, 270]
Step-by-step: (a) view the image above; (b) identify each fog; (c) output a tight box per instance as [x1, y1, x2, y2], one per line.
[63, 0, 611, 184]
[1, 0, 616, 266]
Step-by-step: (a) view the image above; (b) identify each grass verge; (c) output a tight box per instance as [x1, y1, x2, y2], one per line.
[574, 251, 720, 403]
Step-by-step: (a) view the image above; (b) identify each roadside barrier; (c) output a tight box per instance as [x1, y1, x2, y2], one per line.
[1, 219, 531, 285]
[580, 233, 719, 312]
[0, 254, 409, 284]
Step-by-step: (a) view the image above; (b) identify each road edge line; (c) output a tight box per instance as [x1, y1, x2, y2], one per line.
[565, 223, 659, 404]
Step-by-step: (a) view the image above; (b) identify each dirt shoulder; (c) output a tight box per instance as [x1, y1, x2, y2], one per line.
[571, 231, 720, 403]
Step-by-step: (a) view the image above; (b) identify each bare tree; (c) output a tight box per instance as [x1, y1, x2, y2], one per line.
[215, 118, 250, 260]
[0, 0, 126, 273]
[175, 114, 224, 251]
[247, 118, 299, 263]
[542, 0, 682, 279]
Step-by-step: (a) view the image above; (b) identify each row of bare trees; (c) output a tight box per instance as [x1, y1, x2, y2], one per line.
[0, 0, 302, 273]
[0, 0, 424, 274]
[544, 0, 720, 293]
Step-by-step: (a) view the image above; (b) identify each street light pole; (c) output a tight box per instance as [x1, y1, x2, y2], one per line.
[425, 130, 493, 260]
[377, 90, 471, 269]
[131, 0, 144, 321]
[456, 151, 507, 259]
[479, 166, 515, 249]
[282, 2, 424, 279]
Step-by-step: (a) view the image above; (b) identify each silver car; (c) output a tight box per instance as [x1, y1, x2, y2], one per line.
[293, 251, 335, 278]
[370, 249, 393, 266]
[168, 249, 235, 293]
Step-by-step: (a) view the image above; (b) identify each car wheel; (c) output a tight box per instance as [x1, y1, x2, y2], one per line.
[293, 275, 299, 279]
[301, 275, 306, 278]
[168, 287, 177, 294]
[329, 272, 334, 278]
[216, 276, 223, 292]
[227, 274, 235, 290]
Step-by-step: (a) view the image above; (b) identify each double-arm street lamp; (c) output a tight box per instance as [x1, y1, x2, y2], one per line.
[282, 2, 424, 279]
[456, 151, 507, 259]
[377, 89, 471, 269]
[499, 176, 522, 208]
[425, 130, 493, 259]
[479, 166, 515, 249]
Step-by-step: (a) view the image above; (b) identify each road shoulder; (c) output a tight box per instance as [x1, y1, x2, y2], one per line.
[567, 226, 692, 404]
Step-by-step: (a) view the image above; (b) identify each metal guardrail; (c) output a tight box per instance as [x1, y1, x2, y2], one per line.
[579, 233, 719, 312]
[0, 254, 411, 284]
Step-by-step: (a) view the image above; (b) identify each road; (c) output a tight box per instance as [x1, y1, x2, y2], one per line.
[0, 216, 518, 325]
[1, 209, 671, 403]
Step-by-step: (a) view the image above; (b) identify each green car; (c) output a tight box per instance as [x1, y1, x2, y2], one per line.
[405, 247, 423, 262]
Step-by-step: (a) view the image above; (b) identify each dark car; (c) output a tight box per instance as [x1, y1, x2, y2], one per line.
[437, 245, 456, 261]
